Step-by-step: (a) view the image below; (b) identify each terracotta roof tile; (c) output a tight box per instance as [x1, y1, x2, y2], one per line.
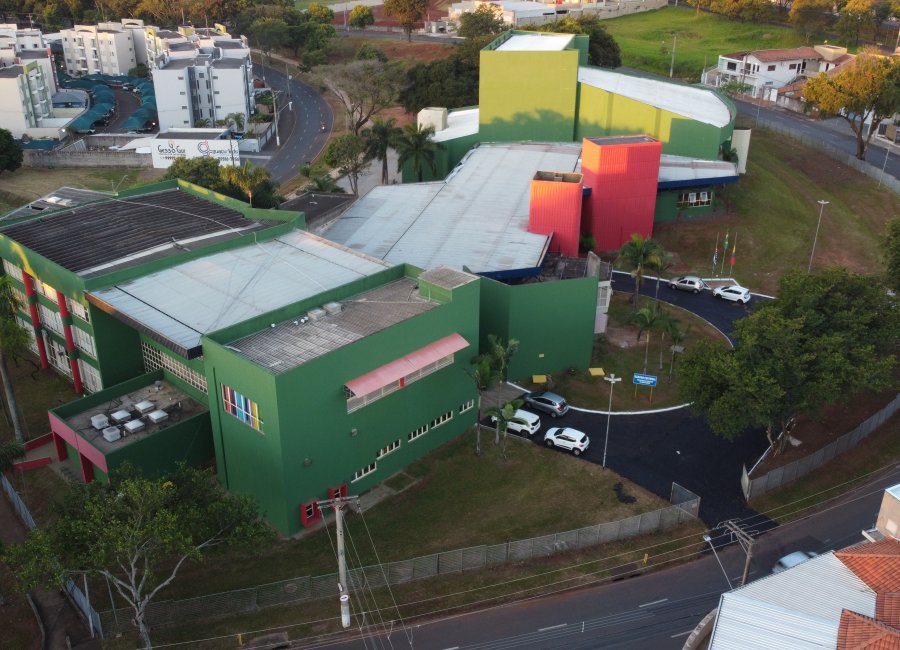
[838, 610, 900, 649]
[836, 539, 900, 593]
[752, 46, 821, 62]
[878, 593, 900, 628]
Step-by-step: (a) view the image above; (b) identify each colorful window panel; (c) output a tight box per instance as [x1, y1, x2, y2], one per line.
[221, 384, 263, 432]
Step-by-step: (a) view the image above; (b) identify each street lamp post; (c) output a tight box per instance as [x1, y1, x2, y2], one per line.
[703, 535, 733, 590]
[878, 139, 896, 188]
[669, 33, 677, 78]
[807, 199, 829, 273]
[602, 373, 622, 469]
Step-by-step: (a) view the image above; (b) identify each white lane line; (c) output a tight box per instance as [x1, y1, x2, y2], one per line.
[442, 647, 460, 650]
[671, 630, 692, 638]
[538, 623, 567, 632]
[639, 598, 669, 608]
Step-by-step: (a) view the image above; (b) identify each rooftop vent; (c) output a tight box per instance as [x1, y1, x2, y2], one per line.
[148, 409, 168, 424]
[110, 409, 131, 424]
[323, 301, 342, 315]
[102, 426, 121, 442]
[307, 308, 326, 321]
[124, 419, 145, 434]
[91, 413, 109, 430]
[135, 400, 155, 414]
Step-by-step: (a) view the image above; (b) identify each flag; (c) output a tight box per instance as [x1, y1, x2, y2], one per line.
[730, 232, 737, 267]
[712, 232, 719, 267]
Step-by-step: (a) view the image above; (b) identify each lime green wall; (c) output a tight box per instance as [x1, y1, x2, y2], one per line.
[203, 272, 481, 535]
[479, 47, 580, 143]
[576, 84, 732, 160]
[91, 305, 144, 387]
[480, 277, 597, 380]
[105, 411, 213, 477]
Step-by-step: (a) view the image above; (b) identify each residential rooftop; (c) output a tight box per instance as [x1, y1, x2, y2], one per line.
[0, 187, 274, 277]
[87, 229, 394, 359]
[154, 129, 228, 140]
[0, 65, 22, 78]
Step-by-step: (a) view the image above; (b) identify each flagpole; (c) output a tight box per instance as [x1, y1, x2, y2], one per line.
[712, 232, 719, 277]
[720, 230, 729, 277]
[730, 231, 737, 272]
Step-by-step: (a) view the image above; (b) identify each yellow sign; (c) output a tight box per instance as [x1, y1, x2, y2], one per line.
[532, 374, 548, 384]
[588, 367, 605, 377]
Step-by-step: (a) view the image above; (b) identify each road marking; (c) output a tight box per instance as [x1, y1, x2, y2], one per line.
[538, 623, 567, 632]
[639, 598, 669, 608]
[671, 630, 692, 638]
[442, 647, 459, 650]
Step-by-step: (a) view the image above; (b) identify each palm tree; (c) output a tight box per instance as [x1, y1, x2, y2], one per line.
[654, 308, 678, 372]
[222, 162, 271, 208]
[485, 398, 523, 459]
[226, 112, 245, 132]
[0, 439, 24, 472]
[0, 276, 28, 442]
[650, 251, 675, 299]
[194, 118, 211, 128]
[629, 305, 661, 374]
[363, 117, 401, 185]
[668, 325, 687, 382]
[395, 123, 442, 183]
[467, 355, 495, 457]
[617, 234, 664, 310]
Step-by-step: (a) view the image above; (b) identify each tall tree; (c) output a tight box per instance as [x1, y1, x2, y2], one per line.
[6, 465, 269, 650]
[307, 2, 334, 23]
[629, 305, 661, 374]
[362, 117, 401, 185]
[617, 234, 664, 310]
[318, 60, 405, 136]
[883, 216, 900, 294]
[348, 4, 375, 30]
[0, 277, 28, 443]
[163, 157, 225, 191]
[468, 354, 494, 457]
[803, 50, 900, 160]
[789, 0, 835, 42]
[458, 4, 505, 39]
[521, 16, 621, 68]
[0, 129, 23, 176]
[221, 161, 273, 207]
[324, 133, 370, 194]
[485, 398, 523, 458]
[383, 0, 428, 41]
[395, 123, 441, 183]
[250, 17, 289, 61]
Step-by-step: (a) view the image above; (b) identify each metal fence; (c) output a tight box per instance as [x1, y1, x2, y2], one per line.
[743, 393, 900, 500]
[1, 475, 103, 636]
[98, 484, 700, 633]
[753, 116, 900, 195]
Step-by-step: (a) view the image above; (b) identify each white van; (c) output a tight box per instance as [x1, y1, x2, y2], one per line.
[492, 409, 541, 436]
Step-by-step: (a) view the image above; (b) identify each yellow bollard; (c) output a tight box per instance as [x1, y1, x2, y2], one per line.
[643, 553, 649, 566]
[237, 633, 243, 646]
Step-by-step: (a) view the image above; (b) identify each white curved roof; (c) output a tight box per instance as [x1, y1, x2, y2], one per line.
[578, 67, 732, 128]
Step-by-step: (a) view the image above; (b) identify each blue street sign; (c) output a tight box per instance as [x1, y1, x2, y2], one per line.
[633, 373, 658, 387]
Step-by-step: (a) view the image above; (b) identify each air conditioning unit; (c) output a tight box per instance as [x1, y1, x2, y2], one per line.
[135, 400, 155, 414]
[323, 301, 343, 315]
[102, 426, 121, 442]
[307, 308, 326, 321]
[147, 409, 168, 424]
[91, 413, 109, 430]
[110, 409, 131, 423]
[124, 419, 145, 434]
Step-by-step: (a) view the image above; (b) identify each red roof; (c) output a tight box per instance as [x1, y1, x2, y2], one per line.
[878, 593, 900, 629]
[836, 539, 900, 594]
[344, 333, 469, 396]
[752, 46, 820, 62]
[837, 610, 900, 649]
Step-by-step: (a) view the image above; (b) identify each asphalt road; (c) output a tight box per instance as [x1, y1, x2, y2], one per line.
[252, 61, 333, 185]
[295, 463, 900, 649]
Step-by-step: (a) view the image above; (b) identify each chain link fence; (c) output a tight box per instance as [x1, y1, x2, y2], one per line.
[743, 394, 900, 500]
[98, 484, 700, 633]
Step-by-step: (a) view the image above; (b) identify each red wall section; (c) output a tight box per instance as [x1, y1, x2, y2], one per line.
[528, 173, 583, 257]
[581, 137, 662, 251]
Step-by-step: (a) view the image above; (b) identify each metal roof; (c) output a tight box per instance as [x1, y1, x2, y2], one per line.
[324, 142, 582, 274]
[658, 154, 739, 188]
[229, 276, 436, 372]
[87, 229, 393, 359]
[578, 67, 732, 128]
[1, 187, 111, 221]
[709, 553, 877, 650]
[1, 188, 270, 276]
[432, 107, 479, 143]
[496, 33, 573, 52]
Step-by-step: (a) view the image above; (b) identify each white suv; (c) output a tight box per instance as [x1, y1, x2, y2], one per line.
[544, 427, 590, 456]
[492, 409, 541, 436]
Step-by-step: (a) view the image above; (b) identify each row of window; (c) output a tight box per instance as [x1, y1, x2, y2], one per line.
[141, 342, 208, 394]
[3, 261, 91, 323]
[346, 353, 455, 413]
[677, 191, 711, 209]
[222, 384, 263, 432]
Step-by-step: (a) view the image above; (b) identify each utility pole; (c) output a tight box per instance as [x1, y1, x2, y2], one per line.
[669, 33, 677, 78]
[321, 496, 357, 628]
[721, 520, 756, 586]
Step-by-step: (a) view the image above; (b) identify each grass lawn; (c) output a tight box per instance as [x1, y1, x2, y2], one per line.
[604, 6, 805, 81]
[652, 127, 898, 295]
[516, 293, 727, 410]
[750, 411, 900, 524]
[0, 167, 164, 215]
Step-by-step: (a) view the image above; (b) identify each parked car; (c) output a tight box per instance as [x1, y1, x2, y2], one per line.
[713, 285, 752, 303]
[523, 391, 569, 418]
[491, 409, 541, 436]
[668, 276, 708, 293]
[544, 427, 590, 456]
[772, 551, 817, 574]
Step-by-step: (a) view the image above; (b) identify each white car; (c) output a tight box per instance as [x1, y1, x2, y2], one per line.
[544, 427, 590, 456]
[492, 409, 541, 436]
[668, 276, 708, 293]
[772, 551, 817, 574]
[713, 285, 751, 303]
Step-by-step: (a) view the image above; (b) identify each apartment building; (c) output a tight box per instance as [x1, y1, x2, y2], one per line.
[0, 51, 62, 139]
[60, 21, 148, 76]
[0, 23, 45, 66]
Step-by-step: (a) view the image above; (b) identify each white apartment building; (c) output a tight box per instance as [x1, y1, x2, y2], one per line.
[705, 44, 853, 101]
[0, 24, 46, 66]
[60, 21, 148, 76]
[0, 52, 67, 139]
[152, 52, 254, 131]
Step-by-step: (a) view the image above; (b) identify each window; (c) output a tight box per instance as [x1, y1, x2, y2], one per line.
[377, 439, 400, 459]
[408, 424, 427, 442]
[142, 341, 208, 394]
[789, 63, 797, 70]
[10, 287, 27, 314]
[2, 260, 23, 282]
[78, 359, 102, 393]
[726, 61, 736, 71]
[346, 352, 456, 413]
[73, 327, 95, 358]
[38, 304, 63, 335]
[46, 337, 70, 376]
[221, 384, 263, 432]
[352, 461, 376, 482]
[677, 191, 712, 209]
[431, 410, 453, 429]
[459, 399, 474, 414]
[767, 65, 775, 72]
[67, 298, 89, 323]
[16, 316, 37, 355]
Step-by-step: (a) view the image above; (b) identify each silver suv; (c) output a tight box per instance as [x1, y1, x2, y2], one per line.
[523, 391, 569, 418]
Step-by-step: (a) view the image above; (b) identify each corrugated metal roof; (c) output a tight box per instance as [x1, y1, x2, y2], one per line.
[658, 154, 739, 184]
[324, 143, 581, 274]
[87, 229, 392, 357]
[709, 553, 877, 650]
[578, 67, 732, 128]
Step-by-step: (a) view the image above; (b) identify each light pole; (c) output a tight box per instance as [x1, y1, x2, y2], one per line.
[669, 33, 677, 78]
[602, 373, 621, 469]
[807, 199, 829, 273]
[703, 534, 733, 590]
[878, 139, 896, 188]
